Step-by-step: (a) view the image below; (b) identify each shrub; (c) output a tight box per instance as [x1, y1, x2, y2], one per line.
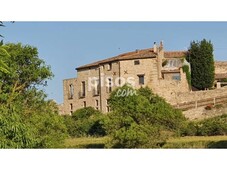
[205, 105, 213, 110]
[67, 107, 107, 137]
[105, 85, 187, 148]
[0, 107, 36, 148]
[196, 115, 227, 136]
[180, 121, 197, 136]
[107, 123, 166, 148]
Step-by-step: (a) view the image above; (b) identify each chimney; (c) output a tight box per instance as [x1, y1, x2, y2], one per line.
[153, 42, 157, 53]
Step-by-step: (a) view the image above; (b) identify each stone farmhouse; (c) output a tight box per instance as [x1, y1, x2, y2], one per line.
[59, 42, 227, 115]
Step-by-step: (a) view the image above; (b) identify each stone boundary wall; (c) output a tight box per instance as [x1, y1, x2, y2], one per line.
[170, 86, 227, 110]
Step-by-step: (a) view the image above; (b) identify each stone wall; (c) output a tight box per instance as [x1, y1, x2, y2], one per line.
[215, 61, 227, 74]
[62, 78, 77, 115]
[169, 86, 227, 106]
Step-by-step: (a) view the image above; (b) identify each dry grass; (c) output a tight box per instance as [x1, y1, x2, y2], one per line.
[164, 136, 227, 148]
[61, 136, 227, 149]
[63, 137, 109, 149]
[168, 135, 227, 143]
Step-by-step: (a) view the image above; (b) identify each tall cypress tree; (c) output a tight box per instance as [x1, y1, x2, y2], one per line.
[187, 39, 215, 90]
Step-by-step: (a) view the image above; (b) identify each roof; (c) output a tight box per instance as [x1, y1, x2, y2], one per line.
[76, 48, 188, 70]
[164, 51, 188, 58]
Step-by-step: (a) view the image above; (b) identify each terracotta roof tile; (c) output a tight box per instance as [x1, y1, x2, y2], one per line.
[164, 51, 188, 58]
[76, 48, 188, 70]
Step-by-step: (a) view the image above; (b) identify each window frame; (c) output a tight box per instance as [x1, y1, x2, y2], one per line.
[134, 60, 140, 65]
[138, 74, 145, 85]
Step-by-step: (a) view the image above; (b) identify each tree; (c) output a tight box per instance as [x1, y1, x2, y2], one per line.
[0, 45, 10, 74]
[0, 43, 53, 105]
[187, 39, 215, 90]
[0, 43, 67, 148]
[105, 85, 186, 148]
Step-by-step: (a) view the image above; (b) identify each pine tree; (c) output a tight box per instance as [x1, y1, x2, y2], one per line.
[187, 39, 215, 90]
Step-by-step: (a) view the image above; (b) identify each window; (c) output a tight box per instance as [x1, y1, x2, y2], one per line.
[107, 63, 112, 71]
[93, 79, 100, 96]
[107, 78, 112, 93]
[95, 100, 99, 110]
[69, 84, 74, 99]
[70, 103, 73, 111]
[138, 75, 145, 85]
[134, 60, 140, 65]
[83, 101, 86, 108]
[80, 81, 86, 98]
[106, 106, 111, 112]
[172, 73, 181, 81]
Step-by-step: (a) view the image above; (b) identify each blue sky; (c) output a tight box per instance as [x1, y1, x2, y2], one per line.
[1, 22, 227, 104]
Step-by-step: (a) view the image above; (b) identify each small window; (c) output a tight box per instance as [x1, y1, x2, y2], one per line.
[134, 60, 140, 65]
[70, 103, 73, 111]
[106, 106, 111, 112]
[95, 100, 99, 110]
[80, 81, 86, 98]
[107, 63, 112, 71]
[69, 84, 74, 99]
[172, 73, 181, 81]
[83, 101, 86, 108]
[138, 75, 145, 85]
[93, 79, 100, 96]
[107, 78, 112, 93]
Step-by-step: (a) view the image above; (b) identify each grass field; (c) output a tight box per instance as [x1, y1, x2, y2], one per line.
[63, 137, 109, 148]
[164, 136, 227, 148]
[62, 136, 227, 149]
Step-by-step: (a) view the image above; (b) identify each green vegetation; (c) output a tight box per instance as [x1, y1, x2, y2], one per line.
[63, 137, 109, 148]
[63, 85, 187, 148]
[63, 85, 227, 149]
[0, 43, 68, 148]
[101, 85, 185, 148]
[182, 64, 191, 87]
[61, 136, 227, 149]
[181, 114, 227, 137]
[187, 39, 215, 90]
[162, 60, 168, 67]
[63, 107, 106, 137]
[164, 136, 227, 148]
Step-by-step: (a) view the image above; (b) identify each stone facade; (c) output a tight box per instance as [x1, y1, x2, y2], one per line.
[60, 42, 192, 115]
[215, 61, 227, 74]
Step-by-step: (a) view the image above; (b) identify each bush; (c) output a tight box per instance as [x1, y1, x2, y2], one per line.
[0, 107, 36, 148]
[105, 85, 186, 148]
[180, 121, 197, 136]
[66, 107, 107, 137]
[196, 115, 227, 136]
[27, 111, 68, 148]
[108, 123, 166, 148]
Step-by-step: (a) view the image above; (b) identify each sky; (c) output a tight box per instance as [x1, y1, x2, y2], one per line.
[1, 22, 227, 104]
